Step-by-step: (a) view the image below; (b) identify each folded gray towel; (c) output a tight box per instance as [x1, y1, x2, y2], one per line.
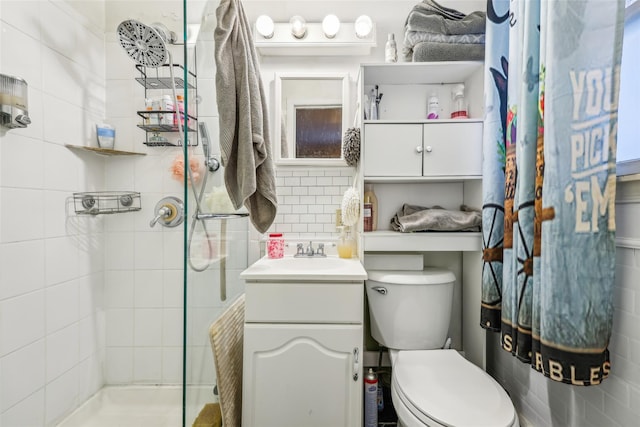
[391, 204, 482, 233]
[215, 0, 277, 233]
[410, 40, 485, 62]
[406, 0, 486, 35]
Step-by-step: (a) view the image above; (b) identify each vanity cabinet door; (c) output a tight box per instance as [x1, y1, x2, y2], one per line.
[422, 122, 483, 176]
[363, 123, 423, 176]
[242, 323, 362, 427]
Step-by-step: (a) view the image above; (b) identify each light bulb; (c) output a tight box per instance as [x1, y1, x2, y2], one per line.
[354, 15, 373, 38]
[322, 14, 340, 39]
[289, 15, 307, 39]
[255, 15, 274, 39]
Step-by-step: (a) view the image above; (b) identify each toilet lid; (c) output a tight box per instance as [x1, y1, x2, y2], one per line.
[394, 350, 515, 427]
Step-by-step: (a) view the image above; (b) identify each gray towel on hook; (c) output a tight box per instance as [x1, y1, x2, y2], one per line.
[391, 204, 482, 233]
[215, 0, 277, 233]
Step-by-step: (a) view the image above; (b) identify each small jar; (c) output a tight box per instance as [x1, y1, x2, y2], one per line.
[267, 233, 285, 259]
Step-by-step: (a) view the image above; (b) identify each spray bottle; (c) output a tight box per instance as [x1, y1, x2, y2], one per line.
[364, 368, 378, 427]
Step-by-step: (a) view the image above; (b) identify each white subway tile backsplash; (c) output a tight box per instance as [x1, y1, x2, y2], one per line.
[291, 205, 308, 214]
[277, 186, 292, 196]
[283, 195, 300, 205]
[316, 177, 333, 186]
[299, 195, 316, 204]
[315, 195, 332, 205]
[291, 224, 308, 233]
[284, 177, 301, 186]
[291, 187, 308, 196]
[308, 186, 324, 196]
[300, 177, 317, 186]
[283, 214, 300, 224]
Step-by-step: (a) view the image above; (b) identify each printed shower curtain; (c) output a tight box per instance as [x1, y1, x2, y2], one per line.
[481, 0, 624, 385]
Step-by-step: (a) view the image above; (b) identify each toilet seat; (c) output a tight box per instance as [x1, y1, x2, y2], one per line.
[392, 350, 517, 427]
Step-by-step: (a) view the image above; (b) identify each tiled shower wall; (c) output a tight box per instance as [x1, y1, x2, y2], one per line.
[0, 1, 107, 425]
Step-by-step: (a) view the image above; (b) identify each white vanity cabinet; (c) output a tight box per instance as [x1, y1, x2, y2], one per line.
[240, 257, 367, 427]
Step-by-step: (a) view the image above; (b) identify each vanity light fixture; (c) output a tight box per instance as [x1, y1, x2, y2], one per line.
[289, 15, 307, 38]
[255, 14, 275, 39]
[354, 15, 373, 39]
[322, 14, 340, 38]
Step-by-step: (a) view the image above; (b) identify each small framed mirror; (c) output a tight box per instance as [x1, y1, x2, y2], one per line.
[274, 72, 350, 166]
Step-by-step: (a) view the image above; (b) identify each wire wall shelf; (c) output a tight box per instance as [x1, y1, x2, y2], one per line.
[73, 191, 141, 215]
[135, 64, 196, 89]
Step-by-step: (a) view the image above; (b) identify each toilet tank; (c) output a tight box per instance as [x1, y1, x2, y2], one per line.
[365, 268, 455, 350]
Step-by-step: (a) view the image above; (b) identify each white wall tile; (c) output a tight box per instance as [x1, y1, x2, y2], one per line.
[134, 270, 164, 307]
[104, 270, 134, 308]
[46, 324, 79, 382]
[133, 347, 162, 382]
[105, 347, 132, 384]
[163, 270, 184, 308]
[134, 232, 164, 270]
[162, 309, 183, 347]
[0, 1, 41, 41]
[0, 291, 45, 357]
[0, 240, 45, 300]
[134, 309, 163, 347]
[105, 308, 133, 347]
[0, 339, 45, 412]
[105, 232, 135, 270]
[0, 388, 45, 427]
[45, 236, 79, 287]
[0, 188, 45, 243]
[46, 280, 79, 334]
[162, 347, 182, 384]
[45, 366, 78, 426]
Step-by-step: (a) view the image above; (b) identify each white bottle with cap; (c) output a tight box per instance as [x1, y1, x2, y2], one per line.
[450, 84, 468, 119]
[427, 93, 439, 119]
[385, 33, 397, 63]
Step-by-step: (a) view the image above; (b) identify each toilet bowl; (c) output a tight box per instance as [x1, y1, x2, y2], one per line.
[365, 268, 518, 427]
[389, 349, 518, 427]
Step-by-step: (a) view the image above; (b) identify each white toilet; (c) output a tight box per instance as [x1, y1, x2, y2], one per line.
[366, 268, 519, 427]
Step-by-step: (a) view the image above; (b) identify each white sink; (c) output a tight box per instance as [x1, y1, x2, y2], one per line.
[240, 256, 367, 281]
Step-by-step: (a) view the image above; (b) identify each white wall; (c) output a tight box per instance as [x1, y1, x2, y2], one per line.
[0, 1, 107, 424]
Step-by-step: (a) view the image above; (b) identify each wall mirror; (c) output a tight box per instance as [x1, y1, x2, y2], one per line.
[274, 72, 350, 166]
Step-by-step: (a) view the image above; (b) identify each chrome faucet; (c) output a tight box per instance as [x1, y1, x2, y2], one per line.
[294, 241, 327, 258]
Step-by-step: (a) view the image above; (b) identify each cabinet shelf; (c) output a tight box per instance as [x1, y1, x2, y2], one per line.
[364, 175, 481, 183]
[363, 230, 482, 252]
[360, 61, 483, 85]
[364, 118, 483, 125]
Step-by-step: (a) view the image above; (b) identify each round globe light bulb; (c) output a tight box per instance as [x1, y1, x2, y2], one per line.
[255, 15, 274, 39]
[354, 15, 373, 38]
[322, 14, 341, 39]
[289, 15, 307, 39]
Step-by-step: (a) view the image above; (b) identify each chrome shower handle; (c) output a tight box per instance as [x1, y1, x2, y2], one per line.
[150, 206, 171, 227]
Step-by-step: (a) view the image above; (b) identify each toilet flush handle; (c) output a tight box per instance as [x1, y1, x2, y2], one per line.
[372, 286, 387, 295]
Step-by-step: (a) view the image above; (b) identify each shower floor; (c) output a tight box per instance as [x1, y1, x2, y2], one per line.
[56, 386, 184, 427]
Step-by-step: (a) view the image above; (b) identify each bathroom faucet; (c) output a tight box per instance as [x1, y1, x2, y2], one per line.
[293, 241, 327, 258]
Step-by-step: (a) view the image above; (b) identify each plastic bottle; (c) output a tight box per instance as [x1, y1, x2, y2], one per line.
[364, 369, 378, 427]
[364, 184, 378, 231]
[450, 84, 468, 119]
[174, 94, 189, 128]
[145, 98, 155, 125]
[427, 93, 439, 119]
[151, 97, 162, 125]
[161, 95, 174, 126]
[385, 33, 397, 63]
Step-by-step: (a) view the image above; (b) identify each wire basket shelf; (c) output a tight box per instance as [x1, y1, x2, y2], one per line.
[73, 191, 141, 215]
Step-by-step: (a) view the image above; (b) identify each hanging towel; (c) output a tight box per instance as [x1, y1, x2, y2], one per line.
[391, 204, 482, 233]
[214, 0, 277, 233]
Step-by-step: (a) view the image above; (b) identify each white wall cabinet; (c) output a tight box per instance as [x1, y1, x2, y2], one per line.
[241, 277, 364, 427]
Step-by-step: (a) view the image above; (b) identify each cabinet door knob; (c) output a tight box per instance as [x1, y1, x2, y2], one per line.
[415, 146, 423, 153]
[425, 145, 433, 153]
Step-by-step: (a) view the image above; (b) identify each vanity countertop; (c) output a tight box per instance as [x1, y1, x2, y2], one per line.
[240, 256, 368, 282]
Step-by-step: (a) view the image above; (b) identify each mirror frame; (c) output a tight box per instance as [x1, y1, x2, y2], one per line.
[274, 72, 350, 166]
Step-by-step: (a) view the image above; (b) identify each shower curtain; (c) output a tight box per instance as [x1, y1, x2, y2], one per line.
[481, 0, 624, 385]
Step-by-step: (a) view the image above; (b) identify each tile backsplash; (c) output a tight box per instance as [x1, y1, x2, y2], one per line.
[267, 167, 355, 238]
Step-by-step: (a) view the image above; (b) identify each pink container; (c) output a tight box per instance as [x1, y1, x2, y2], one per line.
[267, 233, 285, 259]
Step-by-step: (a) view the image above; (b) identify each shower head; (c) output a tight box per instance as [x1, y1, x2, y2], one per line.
[117, 19, 175, 68]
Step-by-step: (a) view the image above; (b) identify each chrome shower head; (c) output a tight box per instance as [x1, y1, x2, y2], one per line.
[117, 19, 172, 68]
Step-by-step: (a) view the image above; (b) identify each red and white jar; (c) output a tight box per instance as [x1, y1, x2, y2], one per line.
[267, 233, 285, 259]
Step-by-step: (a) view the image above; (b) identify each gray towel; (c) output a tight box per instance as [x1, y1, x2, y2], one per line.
[406, 0, 486, 35]
[391, 204, 482, 233]
[410, 41, 485, 62]
[214, 0, 277, 233]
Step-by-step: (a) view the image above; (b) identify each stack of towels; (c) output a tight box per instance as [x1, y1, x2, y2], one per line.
[403, 0, 486, 62]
